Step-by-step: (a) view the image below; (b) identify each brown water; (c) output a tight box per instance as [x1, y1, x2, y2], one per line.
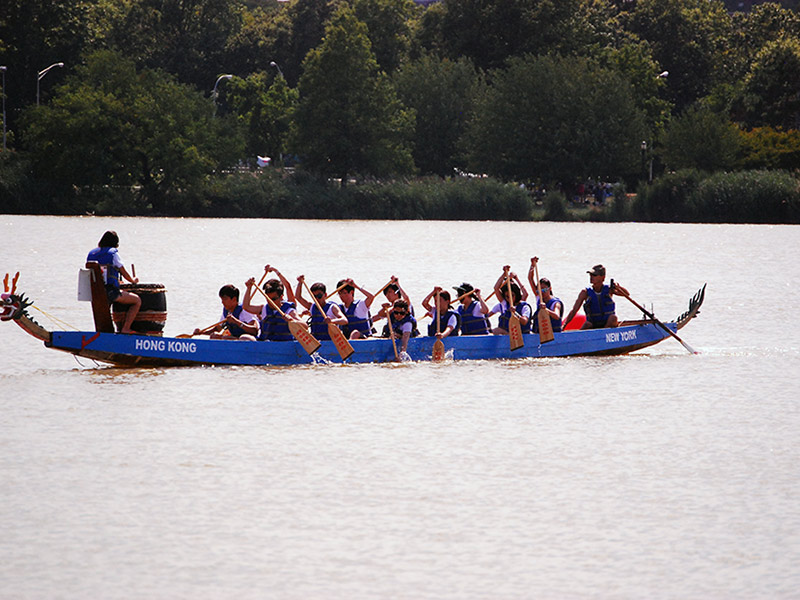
[1, 216, 798, 598]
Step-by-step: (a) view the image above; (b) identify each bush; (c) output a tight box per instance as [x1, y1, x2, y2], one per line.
[631, 169, 706, 222]
[543, 192, 569, 221]
[691, 170, 800, 223]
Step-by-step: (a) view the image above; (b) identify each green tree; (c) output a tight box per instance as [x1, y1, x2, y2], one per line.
[659, 103, 742, 172]
[225, 71, 298, 164]
[23, 50, 242, 213]
[106, 0, 243, 89]
[266, 0, 337, 87]
[291, 5, 414, 185]
[463, 55, 647, 185]
[351, 0, 418, 74]
[0, 0, 119, 135]
[740, 37, 800, 130]
[415, 0, 591, 72]
[623, 0, 732, 112]
[394, 55, 480, 176]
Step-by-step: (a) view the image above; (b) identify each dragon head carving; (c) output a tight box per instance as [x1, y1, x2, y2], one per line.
[2, 272, 31, 321]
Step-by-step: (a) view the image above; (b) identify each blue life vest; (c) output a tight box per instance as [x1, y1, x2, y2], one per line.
[583, 285, 615, 326]
[259, 301, 296, 341]
[533, 296, 563, 333]
[382, 313, 418, 339]
[427, 308, 461, 337]
[309, 301, 335, 340]
[86, 247, 120, 288]
[223, 304, 248, 338]
[341, 299, 373, 337]
[498, 301, 532, 334]
[458, 301, 489, 335]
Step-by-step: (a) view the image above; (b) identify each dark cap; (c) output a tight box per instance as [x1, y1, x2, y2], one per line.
[454, 282, 474, 296]
[587, 264, 606, 276]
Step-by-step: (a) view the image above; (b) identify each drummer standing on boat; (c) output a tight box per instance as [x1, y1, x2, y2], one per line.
[86, 230, 141, 334]
[563, 264, 629, 329]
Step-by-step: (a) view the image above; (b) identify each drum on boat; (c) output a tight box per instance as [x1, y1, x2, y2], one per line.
[112, 283, 167, 335]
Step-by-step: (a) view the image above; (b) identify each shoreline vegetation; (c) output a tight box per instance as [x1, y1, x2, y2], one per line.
[2, 160, 799, 224]
[4, 2, 800, 225]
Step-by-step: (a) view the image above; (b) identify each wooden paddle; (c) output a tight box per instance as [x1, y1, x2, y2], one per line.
[449, 289, 496, 306]
[324, 280, 352, 300]
[613, 280, 698, 354]
[506, 275, 524, 351]
[177, 319, 226, 338]
[253, 285, 321, 355]
[302, 279, 354, 361]
[533, 263, 554, 344]
[432, 290, 445, 361]
[385, 305, 400, 362]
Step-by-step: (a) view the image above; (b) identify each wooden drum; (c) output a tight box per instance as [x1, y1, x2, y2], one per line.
[112, 283, 168, 335]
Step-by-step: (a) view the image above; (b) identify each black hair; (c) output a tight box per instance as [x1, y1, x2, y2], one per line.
[264, 278, 284, 296]
[219, 284, 239, 300]
[337, 279, 355, 294]
[310, 282, 327, 294]
[98, 231, 119, 248]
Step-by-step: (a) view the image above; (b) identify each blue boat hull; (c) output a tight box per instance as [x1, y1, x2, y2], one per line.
[45, 321, 675, 366]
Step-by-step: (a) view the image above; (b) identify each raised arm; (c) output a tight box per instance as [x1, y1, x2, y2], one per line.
[242, 277, 264, 315]
[421, 286, 441, 313]
[266, 265, 295, 304]
[563, 289, 588, 328]
[294, 275, 312, 310]
[527, 257, 539, 298]
[348, 278, 376, 308]
[511, 271, 529, 301]
[494, 266, 510, 300]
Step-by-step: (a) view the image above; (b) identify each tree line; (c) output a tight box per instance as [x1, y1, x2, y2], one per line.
[1, 0, 800, 223]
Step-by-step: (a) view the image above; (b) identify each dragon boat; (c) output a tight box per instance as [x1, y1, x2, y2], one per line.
[2, 269, 706, 368]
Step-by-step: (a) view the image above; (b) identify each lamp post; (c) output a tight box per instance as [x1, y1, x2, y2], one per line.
[1, 66, 7, 152]
[212, 74, 233, 115]
[37, 62, 64, 106]
[269, 61, 284, 79]
[641, 140, 647, 182]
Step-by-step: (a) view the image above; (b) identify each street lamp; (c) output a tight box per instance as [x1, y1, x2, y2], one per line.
[640, 140, 647, 182]
[212, 74, 233, 116]
[1, 66, 7, 152]
[37, 62, 64, 106]
[269, 61, 284, 79]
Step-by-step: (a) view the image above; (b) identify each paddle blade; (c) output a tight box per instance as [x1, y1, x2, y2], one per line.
[289, 321, 321, 355]
[509, 314, 524, 351]
[432, 338, 445, 362]
[537, 308, 554, 344]
[328, 323, 354, 361]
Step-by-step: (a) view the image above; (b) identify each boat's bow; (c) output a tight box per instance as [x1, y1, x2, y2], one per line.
[675, 284, 706, 330]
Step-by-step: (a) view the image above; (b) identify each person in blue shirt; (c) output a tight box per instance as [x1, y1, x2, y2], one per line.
[421, 287, 460, 339]
[86, 230, 141, 334]
[198, 284, 258, 340]
[243, 266, 302, 341]
[294, 275, 348, 341]
[563, 264, 629, 329]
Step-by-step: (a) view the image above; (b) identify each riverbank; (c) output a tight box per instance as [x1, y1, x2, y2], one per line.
[2, 162, 799, 223]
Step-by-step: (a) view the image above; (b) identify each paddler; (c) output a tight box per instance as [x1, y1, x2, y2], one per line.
[336, 278, 376, 339]
[294, 276, 348, 341]
[244, 265, 303, 341]
[488, 266, 532, 335]
[453, 282, 490, 336]
[421, 287, 460, 339]
[86, 230, 141, 334]
[199, 284, 258, 340]
[563, 264, 629, 329]
[527, 257, 563, 334]
[381, 298, 417, 354]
